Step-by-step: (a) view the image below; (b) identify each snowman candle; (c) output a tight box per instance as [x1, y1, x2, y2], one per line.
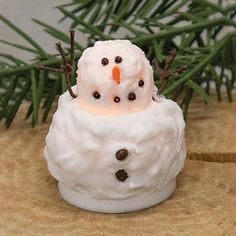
[43, 37, 186, 213]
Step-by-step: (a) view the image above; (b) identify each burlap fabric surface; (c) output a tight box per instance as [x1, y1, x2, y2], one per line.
[0, 97, 235, 236]
[186, 96, 236, 163]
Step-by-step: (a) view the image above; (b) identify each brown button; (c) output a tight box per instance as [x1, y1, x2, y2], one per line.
[115, 169, 128, 182]
[116, 149, 128, 161]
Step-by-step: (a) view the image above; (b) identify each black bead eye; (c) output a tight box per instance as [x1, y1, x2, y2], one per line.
[114, 96, 120, 103]
[93, 91, 100, 99]
[138, 80, 144, 87]
[101, 58, 109, 66]
[115, 56, 122, 64]
[128, 92, 136, 101]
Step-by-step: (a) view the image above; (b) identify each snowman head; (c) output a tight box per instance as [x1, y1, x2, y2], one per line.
[76, 40, 155, 115]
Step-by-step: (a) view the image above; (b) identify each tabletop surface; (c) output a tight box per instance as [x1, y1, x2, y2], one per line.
[0, 96, 235, 236]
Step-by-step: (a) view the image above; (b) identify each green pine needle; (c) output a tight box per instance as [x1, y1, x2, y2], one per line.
[0, 0, 236, 127]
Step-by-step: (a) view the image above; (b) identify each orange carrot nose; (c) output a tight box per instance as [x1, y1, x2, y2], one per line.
[112, 66, 121, 84]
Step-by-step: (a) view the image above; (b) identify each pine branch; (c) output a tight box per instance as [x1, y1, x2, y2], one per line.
[0, 0, 236, 127]
[164, 32, 236, 95]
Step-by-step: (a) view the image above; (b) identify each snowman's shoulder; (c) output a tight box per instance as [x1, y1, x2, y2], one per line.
[150, 98, 183, 117]
[49, 86, 78, 129]
[58, 85, 77, 107]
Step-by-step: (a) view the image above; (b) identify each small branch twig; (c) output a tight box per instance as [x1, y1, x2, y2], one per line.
[56, 42, 67, 66]
[37, 30, 77, 99]
[158, 65, 187, 94]
[37, 65, 63, 73]
[70, 30, 75, 66]
[160, 65, 188, 80]
[153, 49, 187, 95]
[163, 49, 176, 71]
[152, 58, 160, 70]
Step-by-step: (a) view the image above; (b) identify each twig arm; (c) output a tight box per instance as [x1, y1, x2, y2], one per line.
[70, 30, 75, 66]
[153, 49, 187, 95]
[37, 31, 77, 99]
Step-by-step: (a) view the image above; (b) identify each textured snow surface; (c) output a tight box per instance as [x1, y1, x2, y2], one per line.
[44, 91, 186, 200]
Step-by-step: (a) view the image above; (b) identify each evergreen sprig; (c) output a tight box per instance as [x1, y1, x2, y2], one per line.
[0, 0, 236, 127]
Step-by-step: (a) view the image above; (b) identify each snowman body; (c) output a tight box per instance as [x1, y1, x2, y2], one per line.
[44, 40, 186, 213]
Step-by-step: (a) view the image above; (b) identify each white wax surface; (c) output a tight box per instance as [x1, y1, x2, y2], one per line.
[76, 40, 155, 115]
[44, 40, 186, 205]
[45, 90, 186, 200]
